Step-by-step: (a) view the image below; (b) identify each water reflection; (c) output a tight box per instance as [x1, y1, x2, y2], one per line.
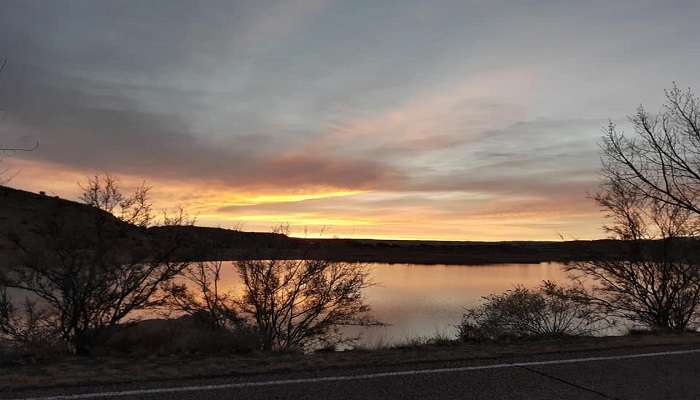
[213, 261, 570, 347]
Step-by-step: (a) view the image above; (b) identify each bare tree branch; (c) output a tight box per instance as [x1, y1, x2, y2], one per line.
[233, 235, 379, 351]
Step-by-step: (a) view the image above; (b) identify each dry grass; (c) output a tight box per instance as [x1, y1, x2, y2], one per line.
[96, 318, 258, 357]
[2, 333, 700, 392]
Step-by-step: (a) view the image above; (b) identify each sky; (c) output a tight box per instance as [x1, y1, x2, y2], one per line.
[1, 0, 699, 241]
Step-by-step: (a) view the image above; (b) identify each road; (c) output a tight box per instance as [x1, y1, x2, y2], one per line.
[3, 346, 700, 400]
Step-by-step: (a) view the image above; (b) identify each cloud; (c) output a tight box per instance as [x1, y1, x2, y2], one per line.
[2, 66, 399, 191]
[2, 66, 607, 239]
[307, 68, 536, 158]
[4, 0, 699, 240]
[399, 118, 607, 194]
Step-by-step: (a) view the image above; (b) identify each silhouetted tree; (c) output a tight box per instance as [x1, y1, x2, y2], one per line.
[235, 257, 377, 351]
[603, 84, 700, 215]
[458, 281, 606, 341]
[162, 260, 243, 331]
[80, 174, 153, 227]
[567, 105, 700, 331]
[0, 177, 192, 354]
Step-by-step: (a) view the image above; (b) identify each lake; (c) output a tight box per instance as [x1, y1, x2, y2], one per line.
[213, 261, 572, 347]
[3, 261, 587, 347]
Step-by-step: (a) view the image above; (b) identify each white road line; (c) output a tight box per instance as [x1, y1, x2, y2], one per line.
[10, 348, 700, 400]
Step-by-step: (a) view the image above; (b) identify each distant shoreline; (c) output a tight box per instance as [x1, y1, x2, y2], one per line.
[0, 185, 638, 266]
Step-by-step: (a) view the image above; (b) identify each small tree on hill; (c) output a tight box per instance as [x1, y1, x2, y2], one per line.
[80, 174, 153, 227]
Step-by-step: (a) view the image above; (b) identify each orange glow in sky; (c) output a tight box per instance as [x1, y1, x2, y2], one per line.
[4, 158, 604, 241]
[6, 1, 696, 241]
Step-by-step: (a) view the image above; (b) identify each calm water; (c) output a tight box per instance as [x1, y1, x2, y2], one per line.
[214, 262, 571, 347]
[5, 261, 575, 346]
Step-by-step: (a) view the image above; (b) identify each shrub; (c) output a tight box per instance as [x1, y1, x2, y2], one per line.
[0, 289, 66, 355]
[236, 258, 378, 351]
[162, 261, 243, 331]
[97, 316, 258, 356]
[457, 281, 607, 341]
[569, 256, 700, 332]
[0, 289, 70, 363]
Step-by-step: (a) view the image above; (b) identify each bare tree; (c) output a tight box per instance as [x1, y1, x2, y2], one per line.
[569, 188, 700, 331]
[458, 281, 607, 341]
[235, 258, 377, 351]
[567, 104, 700, 331]
[0, 178, 192, 354]
[602, 84, 700, 215]
[162, 260, 243, 330]
[80, 174, 153, 227]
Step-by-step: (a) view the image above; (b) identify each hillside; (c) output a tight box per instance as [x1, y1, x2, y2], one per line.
[1, 185, 621, 264]
[0, 185, 293, 263]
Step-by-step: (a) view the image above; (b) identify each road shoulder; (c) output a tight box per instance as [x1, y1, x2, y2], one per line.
[2, 334, 699, 394]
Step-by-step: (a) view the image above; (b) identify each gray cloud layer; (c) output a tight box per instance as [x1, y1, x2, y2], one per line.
[2, 0, 700, 238]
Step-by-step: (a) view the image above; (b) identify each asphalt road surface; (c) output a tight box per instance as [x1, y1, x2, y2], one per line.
[4, 347, 700, 400]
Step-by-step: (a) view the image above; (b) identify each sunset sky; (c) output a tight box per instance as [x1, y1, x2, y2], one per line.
[2, 1, 700, 240]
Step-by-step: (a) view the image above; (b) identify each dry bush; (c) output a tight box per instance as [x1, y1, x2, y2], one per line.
[458, 281, 607, 341]
[97, 317, 258, 356]
[235, 258, 378, 352]
[0, 289, 67, 360]
[162, 260, 243, 331]
[165, 254, 378, 352]
[160, 260, 256, 354]
[569, 255, 700, 332]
